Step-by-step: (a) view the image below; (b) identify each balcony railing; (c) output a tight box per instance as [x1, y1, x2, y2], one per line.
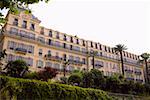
[126, 77, 134, 81]
[134, 71, 142, 75]
[136, 79, 143, 82]
[44, 55, 62, 62]
[15, 48, 27, 54]
[125, 69, 133, 74]
[68, 59, 83, 66]
[13, 22, 18, 26]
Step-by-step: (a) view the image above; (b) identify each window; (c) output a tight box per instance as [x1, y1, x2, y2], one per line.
[82, 58, 86, 64]
[91, 42, 93, 47]
[53, 63, 60, 70]
[40, 27, 44, 35]
[48, 39, 51, 45]
[45, 62, 52, 67]
[37, 60, 43, 68]
[55, 52, 59, 57]
[83, 40, 85, 46]
[28, 46, 34, 54]
[95, 43, 98, 49]
[48, 50, 51, 55]
[27, 58, 33, 66]
[99, 44, 102, 50]
[69, 55, 74, 61]
[63, 43, 66, 48]
[76, 39, 79, 44]
[105, 46, 107, 52]
[13, 18, 18, 26]
[49, 30, 52, 37]
[63, 54, 67, 61]
[30, 23, 35, 31]
[70, 45, 72, 50]
[39, 49, 42, 56]
[56, 32, 59, 39]
[22, 20, 27, 28]
[10, 27, 18, 34]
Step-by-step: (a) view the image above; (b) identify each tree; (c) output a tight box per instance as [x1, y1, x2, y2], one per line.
[113, 44, 127, 76]
[90, 69, 105, 89]
[0, 0, 49, 26]
[139, 53, 150, 83]
[38, 67, 58, 81]
[62, 60, 69, 77]
[3, 60, 28, 78]
[82, 72, 94, 88]
[0, 49, 7, 60]
[68, 74, 82, 86]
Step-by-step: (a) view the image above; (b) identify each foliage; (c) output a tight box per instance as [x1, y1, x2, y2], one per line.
[24, 71, 39, 80]
[0, 76, 112, 100]
[60, 76, 68, 84]
[3, 60, 28, 78]
[37, 67, 58, 81]
[0, 49, 7, 60]
[68, 74, 82, 86]
[82, 71, 94, 88]
[113, 44, 127, 76]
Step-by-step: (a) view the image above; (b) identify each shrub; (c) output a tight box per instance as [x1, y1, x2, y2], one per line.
[38, 67, 58, 81]
[0, 76, 112, 100]
[3, 60, 28, 78]
[68, 74, 82, 86]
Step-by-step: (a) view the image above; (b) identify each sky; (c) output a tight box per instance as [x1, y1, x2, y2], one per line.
[1, 0, 150, 55]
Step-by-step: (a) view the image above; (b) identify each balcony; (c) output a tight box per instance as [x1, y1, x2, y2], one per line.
[44, 54, 62, 62]
[13, 22, 18, 26]
[68, 59, 83, 66]
[136, 79, 143, 83]
[126, 77, 134, 81]
[125, 69, 133, 74]
[134, 71, 142, 75]
[15, 48, 27, 55]
[95, 64, 103, 68]
[22, 24, 27, 29]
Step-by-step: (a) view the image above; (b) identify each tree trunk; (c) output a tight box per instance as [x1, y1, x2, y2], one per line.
[145, 60, 149, 84]
[92, 56, 95, 69]
[120, 52, 124, 76]
[63, 65, 66, 77]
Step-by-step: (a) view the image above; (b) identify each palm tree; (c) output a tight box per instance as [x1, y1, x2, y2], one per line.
[62, 60, 69, 77]
[139, 53, 150, 83]
[113, 44, 127, 76]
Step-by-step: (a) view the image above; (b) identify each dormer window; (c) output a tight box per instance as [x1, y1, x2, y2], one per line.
[76, 39, 79, 44]
[30, 23, 35, 31]
[83, 40, 85, 46]
[49, 30, 52, 37]
[95, 43, 98, 49]
[40, 27, 44, 35]
[99, 44, 102, 50]
[63, 35, 67, 41]
[13, 18, 18, 26]
[105, 46, 107, 52]
[22, 20, 27, 28]
[56, 32, 59, 39]
[70, 37, 73, 43]
[91, 42, 93, 47]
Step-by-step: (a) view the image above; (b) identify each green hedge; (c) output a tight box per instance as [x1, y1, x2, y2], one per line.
[0, 76, 112, 100]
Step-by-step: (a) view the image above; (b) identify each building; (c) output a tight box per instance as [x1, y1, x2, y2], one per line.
[0, 10, 145, 83]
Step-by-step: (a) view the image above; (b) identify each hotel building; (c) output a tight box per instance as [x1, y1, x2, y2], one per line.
[0, 10, 145, 83]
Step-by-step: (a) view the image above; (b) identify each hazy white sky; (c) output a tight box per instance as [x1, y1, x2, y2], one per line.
[1, 0, 150, 55]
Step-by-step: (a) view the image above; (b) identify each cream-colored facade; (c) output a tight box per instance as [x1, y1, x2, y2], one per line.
[0, 11, 145, 83]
